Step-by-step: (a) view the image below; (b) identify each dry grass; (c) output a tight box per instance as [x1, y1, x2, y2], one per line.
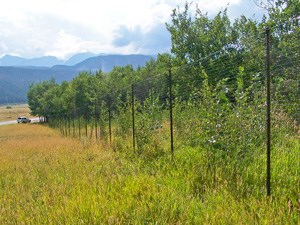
[0, 104, 31, 122]
[0, 124, 299, 224]
[0, 124, 112, 170]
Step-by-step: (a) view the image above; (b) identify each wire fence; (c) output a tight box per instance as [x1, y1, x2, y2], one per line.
[46, 28, 299, 198]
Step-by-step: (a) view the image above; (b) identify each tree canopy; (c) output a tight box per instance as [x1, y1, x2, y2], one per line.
[27, 0, 299, 122]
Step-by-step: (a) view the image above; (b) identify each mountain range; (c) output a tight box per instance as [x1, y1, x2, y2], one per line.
[0, 53, 154, 104]
[0, 52, 105, 67]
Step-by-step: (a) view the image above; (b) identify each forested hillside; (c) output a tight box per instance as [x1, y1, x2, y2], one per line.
[0, 66, 77, 104]
[0, 54, 152, 104]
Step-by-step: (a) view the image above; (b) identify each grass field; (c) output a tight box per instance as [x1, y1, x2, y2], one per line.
[0, 123, 299, 224]
[0, 104, 31, 122]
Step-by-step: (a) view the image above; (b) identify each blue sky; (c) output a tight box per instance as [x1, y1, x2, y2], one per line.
[0, 0, 266, 59]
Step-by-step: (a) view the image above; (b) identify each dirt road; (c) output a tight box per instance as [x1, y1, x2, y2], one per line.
[0, 118, 40, 126]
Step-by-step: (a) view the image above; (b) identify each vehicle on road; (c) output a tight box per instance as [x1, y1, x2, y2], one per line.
[17, 117, 31, 123]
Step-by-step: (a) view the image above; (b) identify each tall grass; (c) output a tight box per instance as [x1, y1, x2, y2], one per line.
[0, 123, 299, 224]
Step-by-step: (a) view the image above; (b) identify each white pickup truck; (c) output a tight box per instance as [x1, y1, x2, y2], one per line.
[17, 117, 31, 123]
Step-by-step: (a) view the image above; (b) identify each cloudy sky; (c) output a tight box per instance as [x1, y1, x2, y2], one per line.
[0, 0, 265, 59]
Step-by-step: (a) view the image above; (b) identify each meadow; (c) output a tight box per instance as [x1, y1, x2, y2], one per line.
[0, 123, 299, 224]
[0, 104, 31, 122]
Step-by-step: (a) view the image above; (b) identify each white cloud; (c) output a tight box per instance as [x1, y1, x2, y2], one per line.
[195, 0, 241, 14]
[45, 30, 91, 59]
[0, 0, 263, 59]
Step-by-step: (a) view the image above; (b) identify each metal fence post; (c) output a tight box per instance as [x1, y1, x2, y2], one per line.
[99, 101, 102, 140]
[85, 112, 88, 138]
[95, 100, 98, 139]
[72, 115, 75, 137]
[68, 117, 71, 136]
[108, 95, 112, 145]
[266, 27, 271, 196]
[78, 116, 81, 139]
[169, 68, 174, 159]
[131, 84, 136, 154]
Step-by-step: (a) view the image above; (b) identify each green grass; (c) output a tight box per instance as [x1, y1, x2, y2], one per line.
[0, 124, 299, 224]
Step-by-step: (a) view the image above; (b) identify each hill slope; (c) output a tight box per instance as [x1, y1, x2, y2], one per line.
[0, 54, 153, 104]
[0, 55, 64, 67]
[74, 54, 153, 72]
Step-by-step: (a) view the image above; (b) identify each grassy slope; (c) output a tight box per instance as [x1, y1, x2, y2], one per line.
[0, 104, 31, 122]
[0, 124, 299, 224]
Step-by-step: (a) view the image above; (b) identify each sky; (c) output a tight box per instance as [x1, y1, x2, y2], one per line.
[0, 0, 266, 60]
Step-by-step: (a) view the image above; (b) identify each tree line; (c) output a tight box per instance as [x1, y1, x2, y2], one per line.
[28, 0, 299, 124]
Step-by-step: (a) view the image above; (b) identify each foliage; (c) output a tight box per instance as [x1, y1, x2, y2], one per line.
[25, 3, 299, 222]
[26, 1, 298, 148]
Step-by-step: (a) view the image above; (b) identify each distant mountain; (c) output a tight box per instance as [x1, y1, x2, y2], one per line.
[64, 52, 96, 66]
[74, 54, 153, 72]
[0, 54, 154, 104]
[25, 56, 64, 67]
[0, 55, 26, 67]
[0, 55, 64, 67]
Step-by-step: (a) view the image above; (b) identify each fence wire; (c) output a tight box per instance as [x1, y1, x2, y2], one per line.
[46, 29, 299, 198]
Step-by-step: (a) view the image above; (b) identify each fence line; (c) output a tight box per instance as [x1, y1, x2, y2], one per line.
[45, 28, 299, 197]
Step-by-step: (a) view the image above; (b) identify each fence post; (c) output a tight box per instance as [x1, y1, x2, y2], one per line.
[72, 115, 75, 137]
[169, 68, 174, 160]
[266, 27, 271, 196]
[99, 100, 102, 140]
[62, 119, 64, 135]
[68, 117, 70, 136]
[85, 111, 88, 138]
[108, 95, 112, 145]
[78, 116, 81, 139]
[65, 117, 68, 136]
[60, 119, 63, 135]
[131, 84, 136, 154]
[95, 100, 98, 139]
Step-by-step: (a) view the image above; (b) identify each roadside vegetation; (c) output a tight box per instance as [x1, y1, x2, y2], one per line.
[1, 1, 299, 224]
[0, 124, 299, 224]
